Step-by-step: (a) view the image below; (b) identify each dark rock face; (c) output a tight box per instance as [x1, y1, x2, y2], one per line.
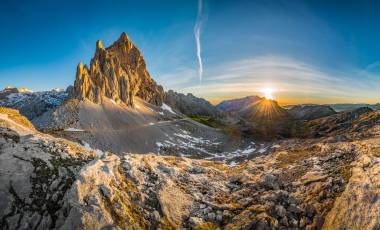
[217, 96, 289, 123]
[288, 105, 336, 120]
[307, 107, 375, 138]
[217, 96, 262, 114]
[217, 96, 291, 140]
[164, 90, 224, 118]
[73, 33, 164, 107]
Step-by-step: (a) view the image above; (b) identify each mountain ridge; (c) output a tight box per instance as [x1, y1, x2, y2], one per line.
[72, 32, 164, 107]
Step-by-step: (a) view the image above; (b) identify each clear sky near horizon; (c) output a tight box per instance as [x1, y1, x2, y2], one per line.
[1, 0, 380, 105]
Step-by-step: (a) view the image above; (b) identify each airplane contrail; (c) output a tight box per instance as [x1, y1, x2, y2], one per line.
[194, 0, 203, 83]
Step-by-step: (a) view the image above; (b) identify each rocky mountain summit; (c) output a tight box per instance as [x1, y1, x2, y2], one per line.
[73, 33, 164, 107]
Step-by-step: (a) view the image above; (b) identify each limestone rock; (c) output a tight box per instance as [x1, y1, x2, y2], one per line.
[73, 32, 164, 107]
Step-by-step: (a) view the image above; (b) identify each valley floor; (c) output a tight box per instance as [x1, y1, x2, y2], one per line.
[40, 98, 276, 165]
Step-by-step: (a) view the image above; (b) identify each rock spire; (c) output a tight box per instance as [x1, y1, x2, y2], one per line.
[73, 32, 164, 106]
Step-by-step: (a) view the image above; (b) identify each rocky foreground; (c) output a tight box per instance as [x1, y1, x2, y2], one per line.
[1, 107, 380, 229]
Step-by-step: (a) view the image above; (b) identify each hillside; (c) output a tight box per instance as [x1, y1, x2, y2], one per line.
[2, 100, 380, 229]
[288, 105, 336, 120]
[307, 107, 376, 138]
[164, 90, 226, 119]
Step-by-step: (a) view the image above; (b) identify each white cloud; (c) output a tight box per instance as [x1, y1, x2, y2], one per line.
[168, 55, 380, 103]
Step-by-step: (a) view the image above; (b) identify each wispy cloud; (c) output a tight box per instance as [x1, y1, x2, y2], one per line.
[173, 55, 380, 104]
[156, 67, 197, 90]
[194, 0, 204, 83]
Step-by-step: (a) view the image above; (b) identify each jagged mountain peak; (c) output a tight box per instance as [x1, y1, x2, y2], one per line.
[96, 39, 104, 50]
[73, 32, 164, 107]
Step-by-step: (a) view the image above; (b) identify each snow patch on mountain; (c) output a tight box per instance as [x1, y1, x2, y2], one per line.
[0, 87, 68, 120]
[161, 103, 176, 114]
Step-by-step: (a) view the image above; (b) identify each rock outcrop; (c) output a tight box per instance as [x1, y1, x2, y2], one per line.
[307, 107, 375, 138]
[164, 90, 225, 118]
[288, 105, 336, 121]
[73, 33, 164, 107]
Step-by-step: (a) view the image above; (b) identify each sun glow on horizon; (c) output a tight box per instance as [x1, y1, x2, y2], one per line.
[261, 88, 275, 100]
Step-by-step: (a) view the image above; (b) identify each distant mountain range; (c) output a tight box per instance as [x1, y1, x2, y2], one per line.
[0, 87, 68, 120]
[286, 103, 380, 112]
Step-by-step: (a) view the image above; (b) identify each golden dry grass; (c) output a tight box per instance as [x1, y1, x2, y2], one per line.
[370, 146, 380, 157]
[194, 222, 220, 230]
[339, 164, 352, 183]
[199, 161, 229, 171]
[0, 107, 35, 129]
[275, 145, 324, 168]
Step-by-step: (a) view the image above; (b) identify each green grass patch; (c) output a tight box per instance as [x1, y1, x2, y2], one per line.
[189, 115, 225, 129]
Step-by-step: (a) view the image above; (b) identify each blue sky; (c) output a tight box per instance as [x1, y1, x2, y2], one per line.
[1, 0, 380, 104]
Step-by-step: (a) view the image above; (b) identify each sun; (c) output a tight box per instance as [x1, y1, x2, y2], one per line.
[261, 88, 275, 100]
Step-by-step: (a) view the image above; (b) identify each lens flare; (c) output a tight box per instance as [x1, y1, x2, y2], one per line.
[261, 88, 275, 100]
